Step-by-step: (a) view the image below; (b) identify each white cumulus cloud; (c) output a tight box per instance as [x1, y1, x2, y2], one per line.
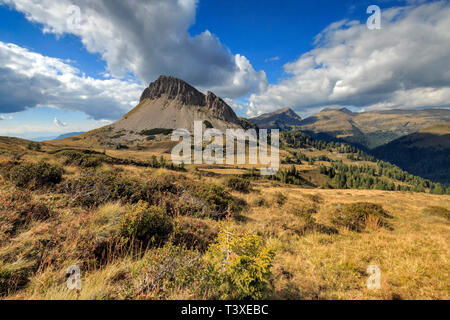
[248, 2, 450, 116]
[2, 0, 267, 99]
[53, 117, 67, 128]
[0, 41, 143, 119]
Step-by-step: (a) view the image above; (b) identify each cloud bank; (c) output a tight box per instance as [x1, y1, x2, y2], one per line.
[248, 2, 450, 116]
[2, 0, 267, 100]
[0, 41, 143, 119]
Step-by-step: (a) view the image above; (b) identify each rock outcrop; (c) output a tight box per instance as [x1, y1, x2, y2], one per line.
[112, 75, 242, 135]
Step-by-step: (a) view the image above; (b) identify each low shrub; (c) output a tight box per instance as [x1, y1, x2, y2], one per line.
[173, 192, 206, 218]
[290, 204, 338, 236]
[171, 216, 218, 252]
[120, 201, 173, 246]
[58, 169, 147, 207]
[140, 128, 173, 136]
[3, 161, 63, 189]
[225, 177, 251, 193]
[190, 184, 246, 219]
[422, 206, 450, 220]
[295, 222, 338, 236]
[203, 120, 213, 129]
[273, 192, 287, 206]
[26, 142, 41, 151]
[0, 260, 36, 296]
[304, 193, 323, 203]
[148, 172, 179, 194]
[56, 150, 109, 168]
[331, 202, 392, 232]
[0, 189, 50, 238]
[203, 229, 275, 299]
[291, 204, 317, 224]
[128, 244, 203, 299]
[252, 196, 268, 207]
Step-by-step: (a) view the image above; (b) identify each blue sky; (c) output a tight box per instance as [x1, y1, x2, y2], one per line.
[191, 0, 368, 83]
[0, 0, 449, 139]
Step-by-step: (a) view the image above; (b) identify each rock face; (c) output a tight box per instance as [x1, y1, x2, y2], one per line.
[113, 76, 242, 135]
[139, 75, 205, 106]
[250, 107, 303, 130]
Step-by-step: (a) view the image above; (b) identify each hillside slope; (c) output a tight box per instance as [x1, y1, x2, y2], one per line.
[0, 135, 449, 300]
[372, 124, 450, 184]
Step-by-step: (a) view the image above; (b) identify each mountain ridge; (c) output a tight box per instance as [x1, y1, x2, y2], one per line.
[298, 107, 450, 149]
[250, 107, 302, 130]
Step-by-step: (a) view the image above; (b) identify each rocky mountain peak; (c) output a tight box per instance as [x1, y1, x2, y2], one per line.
[205, 91, 239, 123]
[140, 75, 205, 105]
[137, 76, 240, 124]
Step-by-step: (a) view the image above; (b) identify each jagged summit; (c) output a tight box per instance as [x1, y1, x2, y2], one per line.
[140, 75, 205, 105]
[138, 76, 240, 124]
[112, 76, 242, 136]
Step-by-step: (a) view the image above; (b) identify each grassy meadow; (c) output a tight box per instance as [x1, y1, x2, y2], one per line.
[0, 136, 448, 300]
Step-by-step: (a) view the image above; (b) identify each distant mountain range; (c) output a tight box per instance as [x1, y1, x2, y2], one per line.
[31, 132, 86, 142]
[251, 106, 450, 150]
[300, 107, 450, 149]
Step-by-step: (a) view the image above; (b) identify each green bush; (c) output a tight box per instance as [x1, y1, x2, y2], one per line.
[191, 184, 246, 219]
[252, 196, 268, 207]
[0, 260, 35, 296]
[56, 150, 109, 168]
[422, 206, 450, 220]
[273, 192, 287, 206]
[3, 161, 63, 189]
[171, 216, 218, 252]
[26, 142, 41, 151]
[203, 229, 275, 299]
[292, 204, 317, 224]
[0, 189, 50, 238]
[128, 244, 203, 299]
[203, 120, 213, 129]
[59, 169, 147, 207]
[225, 177, 251, 193]
[120, 201, 173, 246]
[140, 128, 173, 136]
[331, 202, 392, 232]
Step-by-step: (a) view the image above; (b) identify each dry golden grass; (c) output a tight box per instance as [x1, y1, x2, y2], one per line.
[236, 187, 450, 300]
[1, 136, 449, 300]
